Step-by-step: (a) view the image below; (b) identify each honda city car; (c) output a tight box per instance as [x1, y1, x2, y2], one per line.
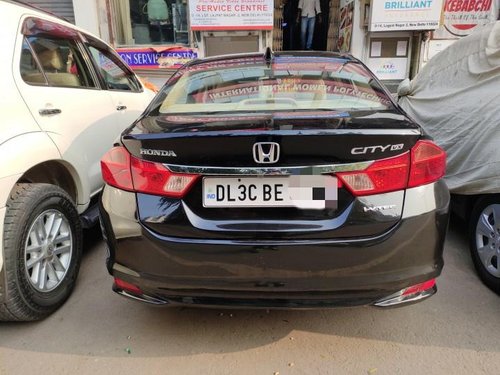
[99, 50, 449, 309]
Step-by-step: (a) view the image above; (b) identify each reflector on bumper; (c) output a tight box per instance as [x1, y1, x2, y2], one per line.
[373, 279, 437, 307]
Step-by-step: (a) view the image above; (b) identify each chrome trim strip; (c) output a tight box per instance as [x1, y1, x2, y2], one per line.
[115, 289, 168, 305]
[164, 161, 374, 176]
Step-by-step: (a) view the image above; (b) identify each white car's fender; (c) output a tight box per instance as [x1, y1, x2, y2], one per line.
[0, 131, 85, 209]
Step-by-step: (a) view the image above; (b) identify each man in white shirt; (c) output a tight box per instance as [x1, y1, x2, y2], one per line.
[296, 0, 322, 50]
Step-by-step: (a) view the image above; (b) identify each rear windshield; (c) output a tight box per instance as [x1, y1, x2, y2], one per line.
[158, 57, 394, 114]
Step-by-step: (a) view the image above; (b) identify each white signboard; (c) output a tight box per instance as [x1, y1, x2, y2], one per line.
[189, 0, 274, 30]
[433, 0, 498, 38]
[369, 0, 444, 31]
[367, 58, 408, 80]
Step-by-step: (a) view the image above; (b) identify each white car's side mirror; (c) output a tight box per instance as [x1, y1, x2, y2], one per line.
[397, 78, 411, 97]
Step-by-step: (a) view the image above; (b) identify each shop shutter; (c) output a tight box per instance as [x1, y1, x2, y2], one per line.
[19, 0, 75, 24]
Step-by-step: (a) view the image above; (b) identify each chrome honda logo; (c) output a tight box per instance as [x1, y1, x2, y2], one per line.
[253, 142, 280, 164]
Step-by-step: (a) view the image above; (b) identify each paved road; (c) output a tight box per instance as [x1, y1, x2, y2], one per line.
[1, 218, 500, 375]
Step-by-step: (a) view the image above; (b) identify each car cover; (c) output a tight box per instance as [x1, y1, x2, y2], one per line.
[398, 21, 500, 195]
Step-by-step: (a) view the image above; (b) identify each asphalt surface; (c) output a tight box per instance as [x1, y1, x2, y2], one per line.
[1, 218, 500, 375]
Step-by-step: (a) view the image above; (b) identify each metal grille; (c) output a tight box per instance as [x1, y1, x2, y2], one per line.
[18, 0, 75, 24]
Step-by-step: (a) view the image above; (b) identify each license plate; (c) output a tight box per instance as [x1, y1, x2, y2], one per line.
[202, 176, 337, 209]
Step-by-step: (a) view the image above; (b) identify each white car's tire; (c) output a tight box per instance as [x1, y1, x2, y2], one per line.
[0, 184, 82, 321]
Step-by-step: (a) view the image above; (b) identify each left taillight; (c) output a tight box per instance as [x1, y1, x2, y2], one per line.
[101, 146, 133, 191]
[101, 146, 199, 198]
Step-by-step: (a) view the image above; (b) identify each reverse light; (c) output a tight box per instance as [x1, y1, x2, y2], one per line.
[337, 140, 446, 196]
[101, 146, 199, 197]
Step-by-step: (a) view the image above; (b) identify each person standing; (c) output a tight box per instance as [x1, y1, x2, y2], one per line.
[296, 0, 322, 50]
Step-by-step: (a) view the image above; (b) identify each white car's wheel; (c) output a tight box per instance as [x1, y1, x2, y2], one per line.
[469, 196, 500, 295]
[0, 184, 82, 321]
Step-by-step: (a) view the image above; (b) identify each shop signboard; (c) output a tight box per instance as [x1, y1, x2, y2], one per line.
[188, 0, 274, 30]
[369, 0, 444, 31]
[367, 58, 408, 80]
[338, 0, 355, 52]
[117, 46, 198, 69]
[433, 0, 497, 38]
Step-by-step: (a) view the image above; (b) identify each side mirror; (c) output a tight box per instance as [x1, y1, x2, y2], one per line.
[397, 78, 411, 97]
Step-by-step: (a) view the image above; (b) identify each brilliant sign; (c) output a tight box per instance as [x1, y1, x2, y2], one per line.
[370, 0, 444, 31]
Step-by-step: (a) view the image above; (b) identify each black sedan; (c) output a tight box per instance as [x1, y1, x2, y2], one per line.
[99, 50, 449, 309]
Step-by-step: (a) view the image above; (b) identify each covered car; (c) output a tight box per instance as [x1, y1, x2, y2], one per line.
[398, 21, 500, 294]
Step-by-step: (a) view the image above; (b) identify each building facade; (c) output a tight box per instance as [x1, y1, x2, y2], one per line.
[18, 0, 500, 88]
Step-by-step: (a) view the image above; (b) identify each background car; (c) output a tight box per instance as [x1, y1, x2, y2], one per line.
[0, 1, 155, 321]
[398, 21, 500, 294]
[99, 50, 449, 310]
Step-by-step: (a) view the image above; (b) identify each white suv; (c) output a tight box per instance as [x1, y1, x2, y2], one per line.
[0, 1, 155, 321]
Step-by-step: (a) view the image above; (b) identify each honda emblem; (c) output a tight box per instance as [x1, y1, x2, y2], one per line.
[253, 142, 280, 164]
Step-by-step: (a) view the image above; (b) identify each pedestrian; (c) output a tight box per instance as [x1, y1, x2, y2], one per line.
[296, 0, 322, 50]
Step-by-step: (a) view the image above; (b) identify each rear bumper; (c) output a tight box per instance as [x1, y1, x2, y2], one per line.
[99, 182, 449, 308]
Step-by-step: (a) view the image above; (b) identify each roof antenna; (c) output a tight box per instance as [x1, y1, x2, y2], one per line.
[264, 47, 273, 64]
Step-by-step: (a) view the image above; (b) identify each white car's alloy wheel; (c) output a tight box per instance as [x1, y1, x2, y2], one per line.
[24, 209, 73, 292]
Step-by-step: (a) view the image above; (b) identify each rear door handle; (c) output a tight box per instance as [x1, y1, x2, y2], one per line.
[116, 105, 127, 111]
[39, 108, 62, 116]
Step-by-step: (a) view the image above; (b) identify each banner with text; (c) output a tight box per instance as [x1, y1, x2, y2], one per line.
[433, 0, 498, 38]
[369, 0, 444, 31]
[116, 47, 198, 70]
[189, 0, 274, 30]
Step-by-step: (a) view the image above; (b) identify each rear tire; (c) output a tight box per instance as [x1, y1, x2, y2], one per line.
[469, 196, 500, 295]
[0, 184, 82, 321]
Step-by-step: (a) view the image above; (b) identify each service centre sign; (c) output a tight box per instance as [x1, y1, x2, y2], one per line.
[370, 0, 444, 31]
[189, 0, 274, 30]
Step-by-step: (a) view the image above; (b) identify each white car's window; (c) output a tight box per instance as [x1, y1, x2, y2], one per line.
[20, 36, 96, 89]
[87, 45, 141, 92]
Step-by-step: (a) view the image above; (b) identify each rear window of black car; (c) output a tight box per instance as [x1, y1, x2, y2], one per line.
[157, 57, 394, 114]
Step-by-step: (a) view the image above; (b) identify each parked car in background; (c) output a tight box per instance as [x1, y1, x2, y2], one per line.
[399, 21, 500, 294]
[0, 0, 154, 321]
[100, 50, 449, 310]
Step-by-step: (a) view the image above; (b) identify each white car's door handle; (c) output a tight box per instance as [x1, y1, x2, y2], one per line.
[116, 105, 127, 111]
[39, 108, 62, 116]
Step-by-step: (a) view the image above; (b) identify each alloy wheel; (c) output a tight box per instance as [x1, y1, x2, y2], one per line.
[475, 204, 500, 278]
[24, 209, 73, 292]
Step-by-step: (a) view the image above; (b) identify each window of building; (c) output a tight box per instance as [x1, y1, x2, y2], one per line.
[112, 0, 189, 46]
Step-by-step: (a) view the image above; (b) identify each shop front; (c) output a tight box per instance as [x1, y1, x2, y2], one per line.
[106, 0, 360, 85]
[365, 0, 444, 90]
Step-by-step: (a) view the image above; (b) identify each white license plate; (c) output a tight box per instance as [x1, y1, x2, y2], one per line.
[202, 176, 338, 209]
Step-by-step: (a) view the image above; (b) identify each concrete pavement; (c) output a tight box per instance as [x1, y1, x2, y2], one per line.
[1, 219, 499, 374]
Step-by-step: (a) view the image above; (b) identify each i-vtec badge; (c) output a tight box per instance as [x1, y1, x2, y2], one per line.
[363, 205, 397, 213]
[140, 148, 177, 157]
[351, 144, 404, 155]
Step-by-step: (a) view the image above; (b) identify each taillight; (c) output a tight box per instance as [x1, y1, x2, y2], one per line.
[408, 140, 446, 188]
[101, 146, 199, 197]
[337, 152, 410, 196]
[101, 146, 133, 191]
[130, 157, 199, 197]
[337, 140, 445, 196]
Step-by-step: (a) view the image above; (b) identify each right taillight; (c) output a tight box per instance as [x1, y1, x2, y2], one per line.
[407, 140, 446, 188]
[337, 140, 445, 196]
[101, 146, 199, 197]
